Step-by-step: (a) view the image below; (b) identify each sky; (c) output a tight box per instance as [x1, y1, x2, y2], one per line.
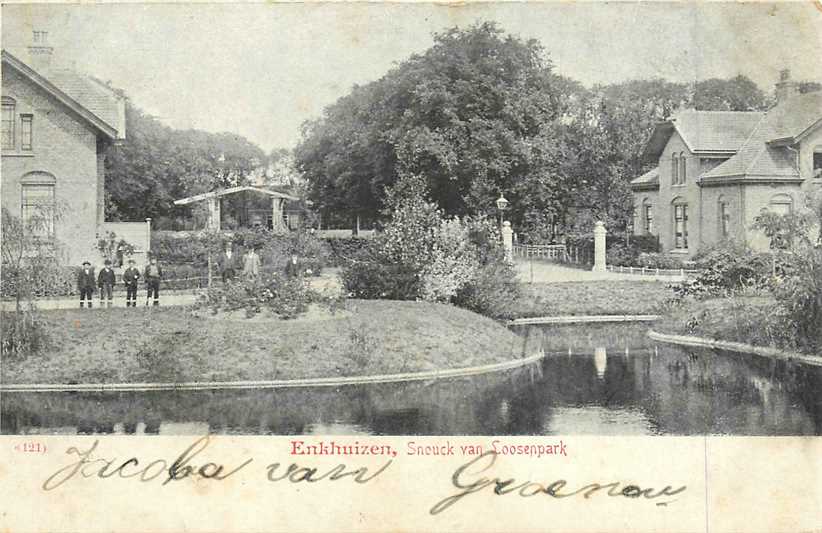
[3, 2, 821, 152]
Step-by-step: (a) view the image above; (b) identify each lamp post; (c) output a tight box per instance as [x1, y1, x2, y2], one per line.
[495, 193, 509, 234]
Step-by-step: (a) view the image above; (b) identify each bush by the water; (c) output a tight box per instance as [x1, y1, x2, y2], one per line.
[672, 241, 772, 301]
[769, 247, 822, 352]
[339, 175, 520, 319]
[1, 307, 52, 359]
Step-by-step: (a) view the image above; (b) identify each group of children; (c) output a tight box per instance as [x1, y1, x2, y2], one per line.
[77, 255, 163, 308]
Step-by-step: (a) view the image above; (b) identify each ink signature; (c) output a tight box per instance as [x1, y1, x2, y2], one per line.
[430, 451, 687, 515]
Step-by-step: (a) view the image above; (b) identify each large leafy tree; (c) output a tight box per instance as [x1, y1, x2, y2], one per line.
[296, 22, 574, 225]
[104, 102, 266, 222]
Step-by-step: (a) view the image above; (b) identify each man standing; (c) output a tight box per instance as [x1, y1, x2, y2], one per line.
[123, 258, 141, 307]
[242, 246, 261, 280]
[77, 261, 96, 309]
[144, 255, 163, 306]
[284, 254, 302, 278]
[219, 243, 238, 283]
[97, 259, 116, 308]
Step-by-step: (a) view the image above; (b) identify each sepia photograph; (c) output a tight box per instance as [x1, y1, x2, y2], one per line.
[1, 1, 821, 441]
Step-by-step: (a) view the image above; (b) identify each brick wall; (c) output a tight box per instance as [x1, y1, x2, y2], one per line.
[1, 66, 102, 265]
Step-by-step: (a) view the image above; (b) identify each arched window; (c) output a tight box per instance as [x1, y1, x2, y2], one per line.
[672, 197, 689, 249]
[671, 153, 679, 185]
[718, 195, 731, 238]
[20, 172, 56, 238]
[813, 146, 822, 178]
[769, 193, 793, 215]
[2, 96, 16, 150]
[679, 152, 687, 184]
[642, 197, 654, 235]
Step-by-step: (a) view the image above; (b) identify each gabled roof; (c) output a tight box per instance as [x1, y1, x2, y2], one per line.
[1, 50, 125, 140]
[642, 110, 763, 160]
[174, 186, 299, 206]
[629, 166, 659, 190]
[703, 92, 822, 181]
[765, 91, 822, 144]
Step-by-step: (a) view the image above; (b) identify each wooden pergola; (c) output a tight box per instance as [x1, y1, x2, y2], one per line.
[173, 186, 299, 232]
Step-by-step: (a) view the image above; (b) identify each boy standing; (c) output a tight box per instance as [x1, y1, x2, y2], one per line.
[123, 258, 140, 307]
[97, 260, 116, 308]
[144, 255, 163, 306]
[77, 261, 95, 308]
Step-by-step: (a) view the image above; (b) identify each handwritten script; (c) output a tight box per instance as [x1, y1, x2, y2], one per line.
[41, 438, 686, 516]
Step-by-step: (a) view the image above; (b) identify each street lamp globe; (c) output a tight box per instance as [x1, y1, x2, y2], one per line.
[495, 194, 509, 212]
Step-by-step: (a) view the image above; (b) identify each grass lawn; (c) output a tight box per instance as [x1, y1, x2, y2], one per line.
[654, 295, 818, 356]
[2, 300, 524, 384]
[512, 280, 673, 317]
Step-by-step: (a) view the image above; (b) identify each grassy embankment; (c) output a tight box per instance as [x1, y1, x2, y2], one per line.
[2, 300, 524, 385]
[512, 280, 673, 317]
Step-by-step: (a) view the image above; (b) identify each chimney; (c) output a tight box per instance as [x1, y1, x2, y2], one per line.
[27, 30, 53, 72]
[775, 68, 800, 104]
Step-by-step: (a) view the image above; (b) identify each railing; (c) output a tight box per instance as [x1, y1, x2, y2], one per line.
[605, 265, 700, 278]
[513, 244, 568, 261]
[513, 244, 593, 266]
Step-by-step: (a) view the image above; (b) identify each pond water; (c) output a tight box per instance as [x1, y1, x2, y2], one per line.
[2, 323, 821, 436]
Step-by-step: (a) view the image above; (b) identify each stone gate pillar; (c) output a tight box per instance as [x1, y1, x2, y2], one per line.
[502, 221, 514, 264]
[593, 221, 606, 272]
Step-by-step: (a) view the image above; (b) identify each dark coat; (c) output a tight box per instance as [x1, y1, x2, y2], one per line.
[284, 257, 302, 278]
[218, 252, 239, 273]
[123, 267, 141, 286]
[77, 268, 96, 291]
[144, 263, 163, 282]
[97, 268, 116, 288]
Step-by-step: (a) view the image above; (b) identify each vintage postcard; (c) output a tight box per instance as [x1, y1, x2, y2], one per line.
[0, 1, 821, 531]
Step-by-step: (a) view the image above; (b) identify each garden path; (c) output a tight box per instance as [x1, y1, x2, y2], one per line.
[514, 261, 684, 283]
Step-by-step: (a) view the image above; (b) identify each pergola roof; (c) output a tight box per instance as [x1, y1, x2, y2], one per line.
[174, 186, 299, 206]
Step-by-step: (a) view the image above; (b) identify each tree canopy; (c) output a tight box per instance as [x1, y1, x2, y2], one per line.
[294, 22, 773, 240]
[104, 103, 266, 225]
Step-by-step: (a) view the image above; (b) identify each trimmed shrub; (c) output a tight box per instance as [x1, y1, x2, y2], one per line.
[324, 237, 372, 266]
[341, 260, 421, 300]
[636, 253, 686, 270]
[152, 229, 329, 275]
[1, 265, 78, 298]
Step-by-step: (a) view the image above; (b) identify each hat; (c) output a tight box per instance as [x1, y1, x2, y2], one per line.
[127, 258, 136, 264]
[82, 261, 91, 266]
[104, 259, 111, 265]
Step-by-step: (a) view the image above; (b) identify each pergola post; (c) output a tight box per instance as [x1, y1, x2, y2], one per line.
[207, 197, 221, 231]
[271, 197, 286, 233]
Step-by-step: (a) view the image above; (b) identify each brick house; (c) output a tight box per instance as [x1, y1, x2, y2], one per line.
[1, 35, 125, 265]
[630, 71, 822, 257]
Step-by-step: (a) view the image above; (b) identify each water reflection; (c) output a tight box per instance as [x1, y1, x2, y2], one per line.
[2, 323, 821, 436]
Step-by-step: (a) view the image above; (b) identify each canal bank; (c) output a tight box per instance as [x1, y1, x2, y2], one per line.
[1, 300, 527, 387]
[648, 330, 822, 367]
